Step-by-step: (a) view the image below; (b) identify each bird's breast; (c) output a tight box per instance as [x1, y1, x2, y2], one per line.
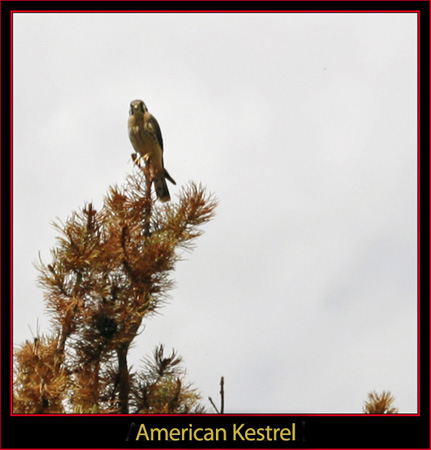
[128, 119, 162, 170]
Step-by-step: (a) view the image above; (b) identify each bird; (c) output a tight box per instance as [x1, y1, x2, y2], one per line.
[128, 99, 176, 202]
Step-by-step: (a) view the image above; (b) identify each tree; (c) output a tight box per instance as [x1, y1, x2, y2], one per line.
[13, 168, 217, 414]
[363, 390, 399, 414]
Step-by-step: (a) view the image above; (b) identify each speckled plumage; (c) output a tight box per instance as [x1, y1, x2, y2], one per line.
[128, 100, 176, 202]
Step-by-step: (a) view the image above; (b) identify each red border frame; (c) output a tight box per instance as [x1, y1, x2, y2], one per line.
[8, 9, 423, 422]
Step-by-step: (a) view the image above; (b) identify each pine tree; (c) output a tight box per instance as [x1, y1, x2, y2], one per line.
[13, 168, 217, 414]
[363, 390, 399, 414]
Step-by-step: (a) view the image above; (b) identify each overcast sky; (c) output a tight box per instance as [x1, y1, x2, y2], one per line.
[13, 12, 418, 414]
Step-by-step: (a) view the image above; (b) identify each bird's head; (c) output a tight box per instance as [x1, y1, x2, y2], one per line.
[129, 99, 148, 115]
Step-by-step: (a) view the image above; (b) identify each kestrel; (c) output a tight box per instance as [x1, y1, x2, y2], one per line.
[128, 99, 176, 202]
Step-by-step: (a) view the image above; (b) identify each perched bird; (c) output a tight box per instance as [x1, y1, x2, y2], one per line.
[128, 99, 176, 202]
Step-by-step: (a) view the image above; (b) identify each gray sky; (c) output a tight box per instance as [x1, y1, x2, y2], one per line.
[13, 12, 418, 414]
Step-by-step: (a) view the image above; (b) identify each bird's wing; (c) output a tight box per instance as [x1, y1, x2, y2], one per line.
[149, 114, 164, 151]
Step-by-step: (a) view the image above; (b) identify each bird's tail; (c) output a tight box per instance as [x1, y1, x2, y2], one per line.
[164, 168, 176, 185]
[153, 175, 171, 202]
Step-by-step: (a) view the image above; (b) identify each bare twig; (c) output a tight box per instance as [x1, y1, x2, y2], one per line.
[208, 396, 219, 414]
[208, 376, 224, 414]
[220, 376, 224, 414]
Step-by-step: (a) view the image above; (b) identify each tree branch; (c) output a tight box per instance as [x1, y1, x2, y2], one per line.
[117, 344, 130, 414]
